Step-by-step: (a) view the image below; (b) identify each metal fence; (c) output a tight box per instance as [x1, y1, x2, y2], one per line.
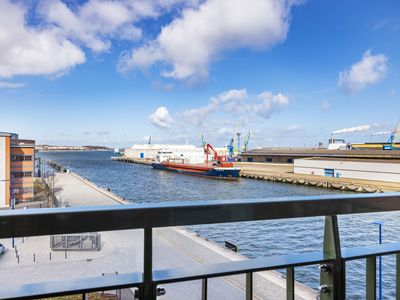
[1, 193, 400, 299]
[50, 232, 101, 251]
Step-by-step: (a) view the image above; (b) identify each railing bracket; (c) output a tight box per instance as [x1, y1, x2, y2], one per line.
[319, 264, 331, 273]
[319, 285, 331, 295]
[156, 287, 166, 296]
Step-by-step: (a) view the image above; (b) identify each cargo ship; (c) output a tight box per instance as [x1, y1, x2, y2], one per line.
[151, 144, 240, 179]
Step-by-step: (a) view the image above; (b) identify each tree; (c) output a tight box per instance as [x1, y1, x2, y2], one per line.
[44, 173, 58, 207]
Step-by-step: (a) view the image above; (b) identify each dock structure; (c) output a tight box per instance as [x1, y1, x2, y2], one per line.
[46, 160, 68, 172]
[0, 171, 316, 300]
[111, 156, 153, 165]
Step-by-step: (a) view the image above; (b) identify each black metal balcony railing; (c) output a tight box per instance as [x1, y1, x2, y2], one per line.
[1, 193, 400, 299]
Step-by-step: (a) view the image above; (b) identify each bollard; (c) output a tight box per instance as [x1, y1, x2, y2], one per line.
[17, 255, 19, 264]
[33, 253, 35, 262]
[65, 250, 67, 259]
[49, 252, 52, 261]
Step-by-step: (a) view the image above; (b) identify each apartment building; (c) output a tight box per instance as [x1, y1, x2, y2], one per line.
[0, 132, 35, 207]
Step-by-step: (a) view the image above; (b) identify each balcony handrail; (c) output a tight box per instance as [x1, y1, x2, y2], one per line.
[0, 192, 400, 239]
[2, 193, 400, 299]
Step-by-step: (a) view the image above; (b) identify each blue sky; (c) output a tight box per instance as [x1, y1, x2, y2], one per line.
[0, 0, 399, 148]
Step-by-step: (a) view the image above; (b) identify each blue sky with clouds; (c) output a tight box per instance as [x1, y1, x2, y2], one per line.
[0, 0, 399, 148]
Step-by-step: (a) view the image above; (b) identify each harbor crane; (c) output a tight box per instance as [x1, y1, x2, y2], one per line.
[227, 138, 235, 161]
[227, 129, 251, 158]
[236, 132, 242, 155]
[384, 120, 400, 150]
[243, 130, 251, 152]
[200, 133, 206, 149]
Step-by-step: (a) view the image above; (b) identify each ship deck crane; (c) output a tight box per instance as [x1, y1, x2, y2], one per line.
[205, 143, 233, 167]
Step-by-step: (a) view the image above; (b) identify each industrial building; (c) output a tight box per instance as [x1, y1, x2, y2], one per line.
[0, 132, 35, 207]
[124, 144, 206, 163]
[294, 157, 400, 183]
[124, 144, 229, 164]
[241, 148, 400, 163]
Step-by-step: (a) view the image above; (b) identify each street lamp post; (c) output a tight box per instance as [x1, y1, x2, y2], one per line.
[373, 221, 384, 300]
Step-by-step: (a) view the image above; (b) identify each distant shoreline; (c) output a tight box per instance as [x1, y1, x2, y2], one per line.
[36, 149, 113, 152]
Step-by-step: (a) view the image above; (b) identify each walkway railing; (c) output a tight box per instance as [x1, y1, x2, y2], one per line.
[1, 192, 400, 299]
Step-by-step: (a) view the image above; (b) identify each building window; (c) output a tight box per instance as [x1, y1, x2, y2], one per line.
[12, 187, 34, 195]
[11, 171, 32, 178]
[287, 159, 294, 163]
[247, 157, 253, 162]
[324, 169, 334, 177]
[266, 158, 272, 162]
[11, 155, 32, 161]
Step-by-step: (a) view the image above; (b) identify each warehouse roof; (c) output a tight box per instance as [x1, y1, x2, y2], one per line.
[297, 157, 400, 164]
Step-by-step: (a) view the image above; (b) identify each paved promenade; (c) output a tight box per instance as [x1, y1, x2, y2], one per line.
[0, 172, 316, 299]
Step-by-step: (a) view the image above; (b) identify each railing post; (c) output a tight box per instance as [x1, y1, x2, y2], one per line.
[321, 215, 345, 300]
[366, 256, 376, 300]
[142, 228, 156, 300]
[201, 278, 208, 300]
[286, 267, 294, 300]
[397, 253, 400, 300]
[246, 272, 253, 300]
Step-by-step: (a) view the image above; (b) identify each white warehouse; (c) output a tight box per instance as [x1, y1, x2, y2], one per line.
[294, 157, 400, 183]
[124, 144, 206, 164]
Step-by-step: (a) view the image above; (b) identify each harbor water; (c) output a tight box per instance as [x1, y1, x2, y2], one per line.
[38, 151, 400, 299]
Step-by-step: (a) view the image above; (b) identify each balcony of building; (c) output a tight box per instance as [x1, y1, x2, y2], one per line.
[0, 193, 399, 299]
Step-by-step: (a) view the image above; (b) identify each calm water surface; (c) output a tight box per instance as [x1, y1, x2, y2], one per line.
[39, 151, 400, 299]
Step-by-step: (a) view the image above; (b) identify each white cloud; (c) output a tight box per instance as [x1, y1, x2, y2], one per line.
[181, 88, 288, 127]
[181, 89, 248, 125]
[38, 0, 147, 52]
[181, 102, 219, 126]
[218, 89, 249, 114]
[149, 106, 174, 129]
[253, 91, 289, 119]
[218, 89, 248, 102]
[119, 0, 299, 80]
[0, 0, 200, 78]
[0, 0, 86, 78]
[332, 125, 372, 135]
[338, 50, 388, 94]
[0, 81, 26, 89]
